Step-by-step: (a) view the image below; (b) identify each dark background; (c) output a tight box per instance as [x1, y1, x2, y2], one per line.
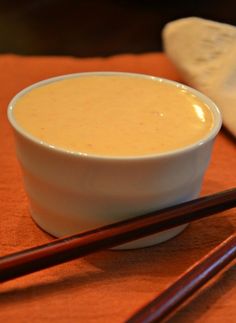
[1, 0, 236, 57]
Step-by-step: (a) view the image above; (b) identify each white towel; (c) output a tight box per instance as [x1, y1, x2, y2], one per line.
[162, 17, 236, 137]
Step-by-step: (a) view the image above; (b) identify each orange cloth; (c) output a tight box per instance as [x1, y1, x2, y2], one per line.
[0, 53, 236, 323]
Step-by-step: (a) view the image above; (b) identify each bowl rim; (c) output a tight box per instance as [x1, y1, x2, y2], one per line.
[7, 71, 222, 161]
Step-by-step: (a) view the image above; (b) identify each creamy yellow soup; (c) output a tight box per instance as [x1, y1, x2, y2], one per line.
[13, 75, 214, 157]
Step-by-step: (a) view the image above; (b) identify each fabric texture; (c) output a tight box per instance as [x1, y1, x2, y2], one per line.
[0, 53, 236, 323]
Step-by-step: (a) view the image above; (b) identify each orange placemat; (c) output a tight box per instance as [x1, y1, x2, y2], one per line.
[0, 53, 236, 323]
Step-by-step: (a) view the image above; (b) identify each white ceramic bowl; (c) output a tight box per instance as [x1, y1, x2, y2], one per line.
[8, 72, 222, 249]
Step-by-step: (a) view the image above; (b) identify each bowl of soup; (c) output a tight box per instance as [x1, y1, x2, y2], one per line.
[8, 72, 222, 248]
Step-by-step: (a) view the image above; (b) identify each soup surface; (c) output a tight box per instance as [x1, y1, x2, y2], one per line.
[13, 74, 214, 156]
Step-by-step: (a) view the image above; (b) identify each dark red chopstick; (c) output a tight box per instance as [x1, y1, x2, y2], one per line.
[1, 188, 236, 283]
[126, 233, 236, 323]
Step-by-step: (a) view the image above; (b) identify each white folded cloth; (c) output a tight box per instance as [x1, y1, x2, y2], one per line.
[162, 17, 236, 137]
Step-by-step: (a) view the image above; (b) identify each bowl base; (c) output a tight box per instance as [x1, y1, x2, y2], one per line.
[31, 208, 188, 250]
[112, 224, 188, 249]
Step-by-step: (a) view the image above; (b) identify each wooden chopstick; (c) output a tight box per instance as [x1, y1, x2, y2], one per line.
[0, 188, 236, 283]
[126, 233, 236, 323]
